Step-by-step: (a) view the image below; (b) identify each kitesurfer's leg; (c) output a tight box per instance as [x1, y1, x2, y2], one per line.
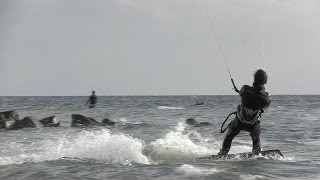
[218, 118, 240, 157]
[250, 121, 261, 155]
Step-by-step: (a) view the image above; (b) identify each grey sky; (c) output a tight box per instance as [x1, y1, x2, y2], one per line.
[1, 0, 319, 96]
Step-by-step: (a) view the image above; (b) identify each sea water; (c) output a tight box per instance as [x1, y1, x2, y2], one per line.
[0, 96, 319, 179]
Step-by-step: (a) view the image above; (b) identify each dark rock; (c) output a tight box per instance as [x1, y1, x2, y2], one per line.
[101, 118, 115, 126]
[71, 114, 103, 127]
[194, 122, 212, 127]
[186, 118, 211, 127]
[0, 110, 20, 129]
[40, 116, 60, 127]
[185, 118, 198, 125]
[12, 116, 37, 130]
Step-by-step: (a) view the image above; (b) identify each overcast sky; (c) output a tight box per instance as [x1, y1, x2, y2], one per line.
[1, 0, 319, 96]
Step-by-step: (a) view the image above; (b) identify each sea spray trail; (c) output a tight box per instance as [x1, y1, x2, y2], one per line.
[143, 122, 259, 163]
[0, 121, 279, 166]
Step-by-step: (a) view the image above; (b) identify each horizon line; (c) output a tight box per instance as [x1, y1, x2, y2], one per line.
[1, 94, 320, 97]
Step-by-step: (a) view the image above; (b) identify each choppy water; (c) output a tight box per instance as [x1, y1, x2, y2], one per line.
[0, 96, 319, 179]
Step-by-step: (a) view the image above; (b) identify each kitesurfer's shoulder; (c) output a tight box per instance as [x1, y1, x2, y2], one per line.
[257, 85, 269, 98]
[263, 92, 271, 107]
[256, 85, 271, 107]
[239, 85, 251, 95]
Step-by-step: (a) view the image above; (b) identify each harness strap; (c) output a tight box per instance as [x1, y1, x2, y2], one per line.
[220, 111, 236, 133]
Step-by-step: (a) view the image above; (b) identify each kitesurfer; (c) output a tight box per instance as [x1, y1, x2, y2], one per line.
[217, 69, 271, 157]
[86, 91, 97, 108]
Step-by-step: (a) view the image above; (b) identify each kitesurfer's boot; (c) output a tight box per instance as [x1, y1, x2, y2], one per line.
[252, 148, 261, 156]
[216, 149, 229, 158]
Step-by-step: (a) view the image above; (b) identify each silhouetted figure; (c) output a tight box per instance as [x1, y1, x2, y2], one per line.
[86, 91, 97, 108]
[195, 101, 204, 106]
[217, 69, 271, 157]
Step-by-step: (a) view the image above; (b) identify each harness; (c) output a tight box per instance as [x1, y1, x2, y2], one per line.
[236, 105, 262, 125]
[220, 106, 263, 133]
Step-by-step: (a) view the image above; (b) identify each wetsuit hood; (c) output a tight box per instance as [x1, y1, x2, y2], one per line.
[252, 83, 265, 92]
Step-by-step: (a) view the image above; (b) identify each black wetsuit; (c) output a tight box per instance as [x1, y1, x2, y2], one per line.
[221, 83, 271, 154]
[88, 95, 97, 108]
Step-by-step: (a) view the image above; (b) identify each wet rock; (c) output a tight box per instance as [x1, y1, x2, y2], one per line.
[12, 116, 37, 130]
[194, 122, 212, 127]
[185, 118, 198, 125]
[71, 114, 103, 127]
[0, 110, 20, 129]
[185, 118, 211, 127]
[101, 118, 115, 126]
[40, 116, 60, 127]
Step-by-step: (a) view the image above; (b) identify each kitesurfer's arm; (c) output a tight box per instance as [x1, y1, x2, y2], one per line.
[231, 78, 240, 93]
[263, 92, 271, 109]
[239, 85, 247, 96]
[259, 92, 271, 114]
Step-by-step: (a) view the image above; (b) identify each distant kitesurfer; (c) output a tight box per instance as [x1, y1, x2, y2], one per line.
[86, 91, 97, 108]
[217, 69, 271, 157]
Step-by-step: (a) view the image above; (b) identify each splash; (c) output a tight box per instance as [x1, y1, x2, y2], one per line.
[0, 129, 150, 166]
[144, 123, 216, 163]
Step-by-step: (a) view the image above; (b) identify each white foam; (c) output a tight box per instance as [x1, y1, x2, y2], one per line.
[56, 130, 150, 165]
[119, 117, 143, 125]
[228, 145, 252, 154]
[176, 164, 220, 176]
[239, 174, 268, 180]
[145, 123, 215, 163]
[157, 106, 185, 110]
[119, 117, 128, 123]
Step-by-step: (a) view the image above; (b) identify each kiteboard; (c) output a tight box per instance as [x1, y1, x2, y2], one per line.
[200, 150, 284, 160]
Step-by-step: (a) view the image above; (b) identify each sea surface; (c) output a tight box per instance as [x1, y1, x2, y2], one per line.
[0, 95, 319, 180]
